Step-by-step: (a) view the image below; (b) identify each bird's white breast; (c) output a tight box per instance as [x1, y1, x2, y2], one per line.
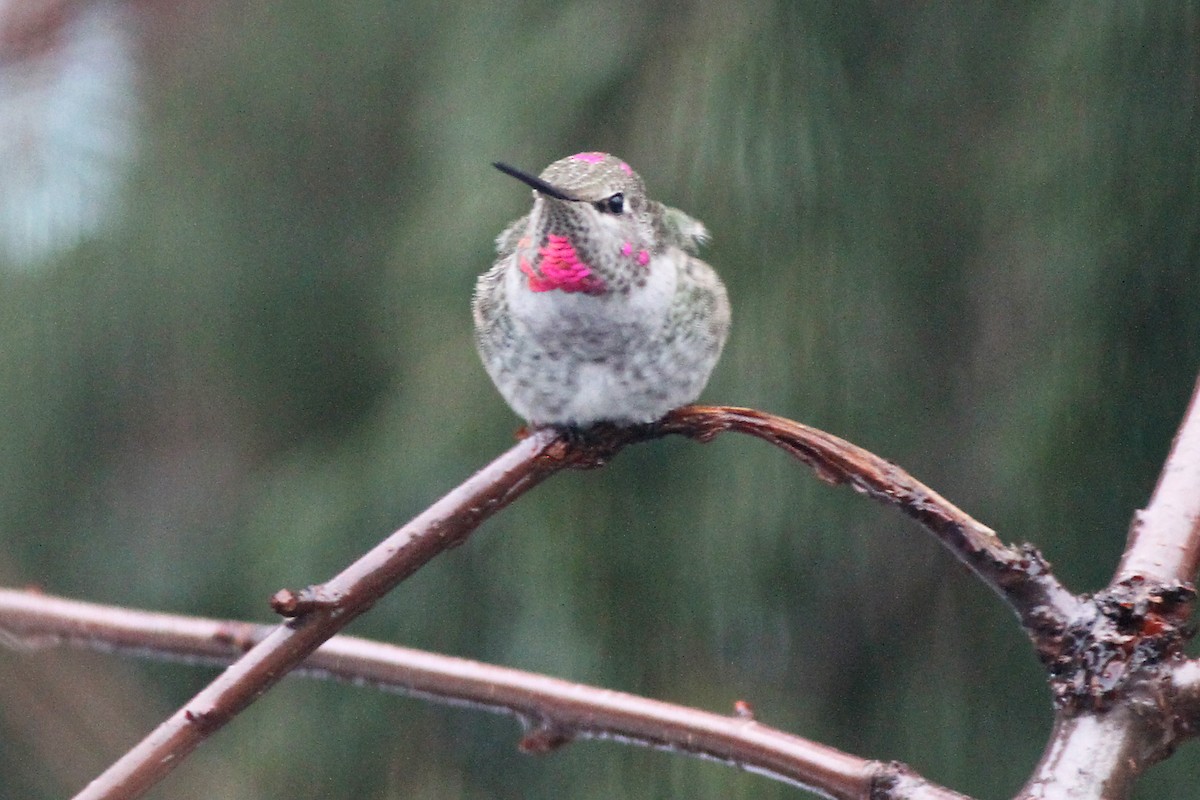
[502, 249, 679, 350]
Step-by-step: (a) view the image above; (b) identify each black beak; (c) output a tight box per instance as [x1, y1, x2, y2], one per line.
[493, 162, 579, 202]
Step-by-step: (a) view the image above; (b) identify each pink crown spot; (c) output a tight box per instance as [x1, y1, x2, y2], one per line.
[619, 161, 633, 175]
[523, 235, 606, 294]
[572, 152, 607, 163]
[636, 249, 650, 266]
[621, 241, 633, 257]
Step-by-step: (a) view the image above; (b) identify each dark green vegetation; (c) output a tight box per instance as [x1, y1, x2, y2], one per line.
[1, 3, 1198, 798]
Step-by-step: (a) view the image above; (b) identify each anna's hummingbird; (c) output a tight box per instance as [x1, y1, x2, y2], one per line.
[472, 152, 730, 427]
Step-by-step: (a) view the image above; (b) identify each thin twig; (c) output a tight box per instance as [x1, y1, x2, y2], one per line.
[0, 588, 971, 800]
[68, 428, 568, 800]
[61, 405, 1061, 800]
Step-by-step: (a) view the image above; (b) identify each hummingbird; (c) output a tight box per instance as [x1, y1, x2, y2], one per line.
[472, 152, 730, 428]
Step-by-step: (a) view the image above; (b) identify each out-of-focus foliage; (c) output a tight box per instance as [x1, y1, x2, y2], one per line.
[1, 2, 1198, 798]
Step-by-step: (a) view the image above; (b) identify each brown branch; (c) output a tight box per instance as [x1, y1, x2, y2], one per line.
[68, 428, 569, 800]
[654, 407, 1084, 645]
[1115, 373, 1200, 585]
[61, 405, 1066, 800]
[0, 588, 971, 800]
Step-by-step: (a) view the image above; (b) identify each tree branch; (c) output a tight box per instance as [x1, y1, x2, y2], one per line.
[654, 406, 1084, 649]
[0, 587, 971, 800]
[1115, 373, 1200, 585]
[1018, 375, 1200, 799]
[1015, 705, 1169, 800]
[67, 428, 569, 800]
[54, 404, 1066, 799]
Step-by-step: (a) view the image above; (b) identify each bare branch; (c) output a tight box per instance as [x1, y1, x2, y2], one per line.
[56, 405, 1066, 799]
[1116, 374, 1200, 585]
[1016, 705, 1171, 800]
[1020, 377, 1200, 799]
[68, 429, 569, 800]
[0, 588, 972, 800]
[654, 406, 1084, 645]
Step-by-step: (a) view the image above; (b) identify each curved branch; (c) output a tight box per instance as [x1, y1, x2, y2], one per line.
[654, 407, 1084, 643]
[0, 588, 971, 800]
[61, 405, 1062, 799]
[1115, 374, 1200, 585]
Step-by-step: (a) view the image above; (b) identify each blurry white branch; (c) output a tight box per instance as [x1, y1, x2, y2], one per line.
[0, 0, 138, 270]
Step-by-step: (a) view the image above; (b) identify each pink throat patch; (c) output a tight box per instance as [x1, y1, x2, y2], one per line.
[520, 235, 606, 295]
[572, 151, 607, 163]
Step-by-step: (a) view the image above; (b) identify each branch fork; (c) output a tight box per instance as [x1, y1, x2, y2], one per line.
[4, 379, 1200, 799]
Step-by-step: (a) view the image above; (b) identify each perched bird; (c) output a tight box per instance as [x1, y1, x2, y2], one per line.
[473, 152, 730, 428]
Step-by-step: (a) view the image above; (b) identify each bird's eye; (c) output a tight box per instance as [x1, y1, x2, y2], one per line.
[595, 193, 624, 214]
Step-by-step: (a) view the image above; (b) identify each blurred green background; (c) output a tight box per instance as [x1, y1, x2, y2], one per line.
[2, 2, 1199, 798]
